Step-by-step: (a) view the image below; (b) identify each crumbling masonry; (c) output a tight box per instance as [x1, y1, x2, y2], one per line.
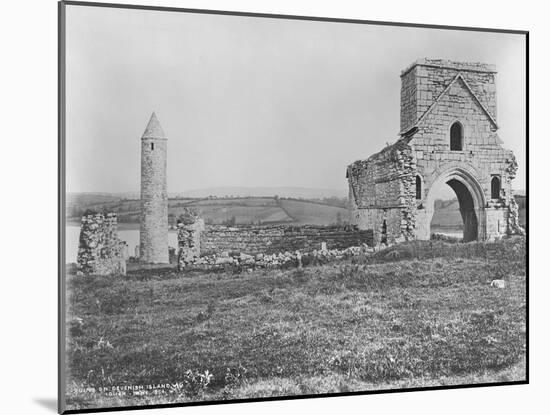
[76, 212, 125, 275]
[347, 59, 524, 244]
[177, 214, 374, 270]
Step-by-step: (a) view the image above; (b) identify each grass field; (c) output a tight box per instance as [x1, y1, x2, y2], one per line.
[279, 199, 348, 225]
[65, 237, 526, 410]
[67, 196, 349, 226]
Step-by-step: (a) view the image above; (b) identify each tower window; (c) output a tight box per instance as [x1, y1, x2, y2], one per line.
[381, 220, 388, 245]
[450, 122, 463, 151]
[491, 176, 501, 199]
[415, 175, 422, 200]
[151, 143, 154, 150]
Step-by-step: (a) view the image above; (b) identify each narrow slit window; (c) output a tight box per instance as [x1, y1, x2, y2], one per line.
[381, 220, 388, 245]
[491, 176, 501, 199]
[151, 143, 154, 150]
[450, 122, 463, 151]
[416, 176, 422, 200]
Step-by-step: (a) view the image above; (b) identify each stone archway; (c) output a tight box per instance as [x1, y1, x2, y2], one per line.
[417, 167, 486, 242]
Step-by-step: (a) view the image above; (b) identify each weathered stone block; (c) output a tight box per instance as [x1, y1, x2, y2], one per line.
[76, 212, 125, 276]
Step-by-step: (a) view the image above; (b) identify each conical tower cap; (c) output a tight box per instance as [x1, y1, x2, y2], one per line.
[142, 112, 166, 139]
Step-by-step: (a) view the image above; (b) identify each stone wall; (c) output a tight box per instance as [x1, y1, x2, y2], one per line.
[176, 220, 374, 268]
[177, 218, 205, 267]
[200, 225, 374, 255]
[347, 139, 416, 245]
[400, 65, 418, 133]
[76, 212, 125, 275]
[182, 245, 373, 270]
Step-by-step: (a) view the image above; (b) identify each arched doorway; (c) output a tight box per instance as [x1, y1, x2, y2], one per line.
[419, 167, 486, 242]
[444, 179, 478, 242]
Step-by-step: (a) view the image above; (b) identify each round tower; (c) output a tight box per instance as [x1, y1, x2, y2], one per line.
[139, 112, 168, 263]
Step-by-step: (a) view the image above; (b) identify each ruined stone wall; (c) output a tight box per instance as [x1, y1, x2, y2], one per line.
[400, 65, 418, 133]
[200, 225, 374, 255]
[347, 140, 416, 244]
[177, 218, 205, 267]
[176, 219, 373, 269]
[76, 212, 125, 275]
[176, 222, 373, 257]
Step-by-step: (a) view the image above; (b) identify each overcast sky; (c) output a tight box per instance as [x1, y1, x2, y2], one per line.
[65, 5, 526, 195]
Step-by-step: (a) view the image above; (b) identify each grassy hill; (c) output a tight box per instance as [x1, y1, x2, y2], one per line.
[184, 198, 293, 225]
[67, 193, 526, 230]
[431, 199, 464, 231]
[279, 199, 347, 225]
[67, 195, 349, 226]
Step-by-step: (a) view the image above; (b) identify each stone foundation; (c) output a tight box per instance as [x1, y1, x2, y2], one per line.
[201, 225, 374, 255]
[176, 218, 374, 270]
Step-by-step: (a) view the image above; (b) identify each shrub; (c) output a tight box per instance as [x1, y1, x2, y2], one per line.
[196, 302, 216, 322]
[224, 365, 248, 388]
[86, 367, 113, 389]
[94, 286, 139, 315]
[181, 370, 213, 397]
[258, 290, 274, 304]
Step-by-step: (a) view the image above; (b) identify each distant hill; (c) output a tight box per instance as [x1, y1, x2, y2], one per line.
[67, 187, 348, 206]
[66, 195, 349, 227]
[66, 193, 123, 209]
[67, 191, 525, 230]
[431, 199, 463, 230]
[177, 187, 348, 199]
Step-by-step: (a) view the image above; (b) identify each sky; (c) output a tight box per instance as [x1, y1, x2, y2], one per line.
[65, 5, 527, 195]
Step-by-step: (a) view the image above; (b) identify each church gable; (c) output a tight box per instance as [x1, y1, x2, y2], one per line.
[399, 59, 497, 135]
[417, 74, 497, 129]
[410, 75, 502, 152]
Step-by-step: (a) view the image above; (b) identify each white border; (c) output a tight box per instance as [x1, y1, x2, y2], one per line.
[1, 1, 545, 414]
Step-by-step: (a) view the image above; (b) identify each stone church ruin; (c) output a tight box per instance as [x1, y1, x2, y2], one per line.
[347, 59, 524, 245]
[75, 58, 525, 275]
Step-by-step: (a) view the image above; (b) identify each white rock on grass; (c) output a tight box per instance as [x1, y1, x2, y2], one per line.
[490, 279, 506, 289]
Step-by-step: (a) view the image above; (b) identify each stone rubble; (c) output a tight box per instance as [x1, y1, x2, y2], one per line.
[178, 243, 374, 270]
[176, 213, 375, 271]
